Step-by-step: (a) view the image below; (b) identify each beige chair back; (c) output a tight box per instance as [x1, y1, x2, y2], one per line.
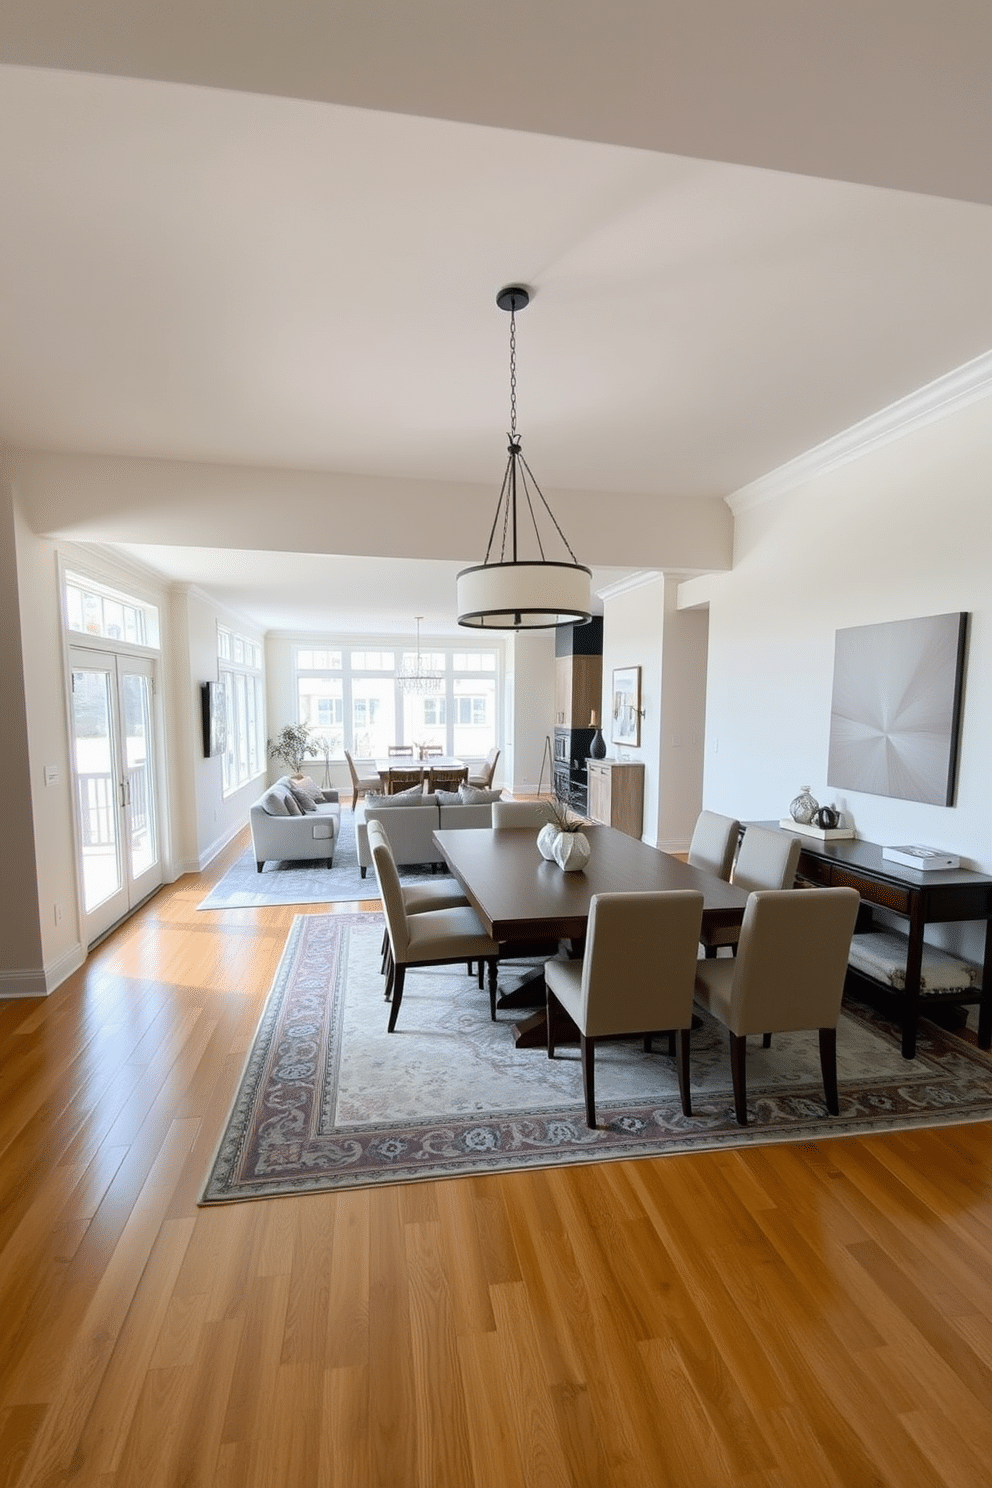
[579, 891, 704, 1037]
[727, 887, 860, 1035]
[492, 799, 557, 828]
[470, 747, 500, 788]
[732, 825, 802, 893]
[687, 810, 741, 880]
[370, 832, 411, 958]
[387, 745, 414, 757]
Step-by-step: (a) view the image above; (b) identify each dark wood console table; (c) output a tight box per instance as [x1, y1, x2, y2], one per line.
[756, 824, 992, 1058]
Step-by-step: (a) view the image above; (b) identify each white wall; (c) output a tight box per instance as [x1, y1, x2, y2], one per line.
[601, 575, 708, 848]
[700, 392, 992, 958]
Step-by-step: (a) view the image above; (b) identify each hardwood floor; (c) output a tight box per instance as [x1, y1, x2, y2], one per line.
[3, 825, 992, 1486]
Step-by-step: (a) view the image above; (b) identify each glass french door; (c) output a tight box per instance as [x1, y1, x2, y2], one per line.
[69, 647, 162, 944]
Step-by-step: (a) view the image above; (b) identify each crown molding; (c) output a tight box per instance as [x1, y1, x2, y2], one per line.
[595, 570, 663, 601]
[727, 349, 992, 516]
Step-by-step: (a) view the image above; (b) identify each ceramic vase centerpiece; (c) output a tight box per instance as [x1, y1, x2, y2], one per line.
[538, 796, 592, 872]
[789, 786, 820, 825]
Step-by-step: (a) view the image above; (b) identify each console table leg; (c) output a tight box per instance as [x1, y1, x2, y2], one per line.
[902, 912, 926, 1060]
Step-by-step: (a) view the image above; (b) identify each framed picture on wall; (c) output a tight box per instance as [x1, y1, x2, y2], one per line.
[611, 666, 642, 746]
[201, 681, 227, 758]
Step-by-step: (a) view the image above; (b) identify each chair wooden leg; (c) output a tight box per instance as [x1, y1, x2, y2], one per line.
[383, 953, 393, 1002]
[546, 989, 560, 1058]
[580, 1034, 597, 1128]
[819, 1026, 839, 1114]
[762, 1032, 772, 1048]
[487, 958, 498, 1021]
[387, 965, 406, 1032]
[676, 1027, 692, 1117]
[729, 1031, 748, 1125]
[643, 1034, 653, 1053]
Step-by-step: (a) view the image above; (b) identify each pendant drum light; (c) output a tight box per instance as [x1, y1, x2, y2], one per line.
[456, 286, 592, 630]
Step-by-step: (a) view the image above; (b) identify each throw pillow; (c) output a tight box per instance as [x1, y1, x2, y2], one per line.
[458, 785, 502, 804]
[365, 786, 425, 809]
[283, 791, 302, 816]
[435, 789, 462, 805]
[295, 776, 323, 798]
[289, 785, 318, 813]
[260, 788, 291, 816]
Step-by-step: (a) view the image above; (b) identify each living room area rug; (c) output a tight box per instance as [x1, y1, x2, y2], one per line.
[197, 808, 436, 909]
[200, 913, 992, 1202]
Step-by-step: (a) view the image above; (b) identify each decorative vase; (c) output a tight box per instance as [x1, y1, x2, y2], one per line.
[789, 786, 819, 825]
[537, 822, 561, 860]
[552, 831, 591, 872]
[590, 728, 606, 759]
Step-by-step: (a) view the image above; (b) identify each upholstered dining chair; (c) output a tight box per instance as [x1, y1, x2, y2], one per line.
[693, 885, 861, 1125]
[387, 767, 424, 795]
[687, 810, 741, 881]
[468, 747, 500, 790]
[427, 766, 469, 793]
[544, 890, 705, 1128]
[371, 832, 499, 1029]
[387, 744, 414, 757]
[699, 824, 802, 957]
[492, 799, 557, 828]
[344, 750, 382, 810]
[366, 819, 469, 976]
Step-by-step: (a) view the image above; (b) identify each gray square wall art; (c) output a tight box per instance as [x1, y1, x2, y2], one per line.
[826, 612, 967, 805]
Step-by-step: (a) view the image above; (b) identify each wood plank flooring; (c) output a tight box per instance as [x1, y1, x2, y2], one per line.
[2, 824, 992, 1486]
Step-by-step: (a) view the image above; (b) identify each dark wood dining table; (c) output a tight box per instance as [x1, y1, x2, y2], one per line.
[433, 824, 751, 1046]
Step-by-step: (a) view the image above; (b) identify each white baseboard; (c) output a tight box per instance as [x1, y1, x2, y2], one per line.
[195, 822, 244, 873]
[46, 942, 86, 993]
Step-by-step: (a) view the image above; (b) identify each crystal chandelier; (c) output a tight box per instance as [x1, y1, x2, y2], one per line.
[456, 285, 592, 630]
[398, 616, 443, 694]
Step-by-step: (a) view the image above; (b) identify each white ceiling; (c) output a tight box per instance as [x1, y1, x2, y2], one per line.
[2, 3, 992, 632]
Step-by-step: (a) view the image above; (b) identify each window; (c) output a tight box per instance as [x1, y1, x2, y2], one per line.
[65, 572, 159, 648]
[293, 641, 499, 759]
[219, 625, 265, 795]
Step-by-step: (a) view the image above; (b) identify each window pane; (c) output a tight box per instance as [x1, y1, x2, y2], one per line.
[452, 678, 496, 758]
[352, 678, 395, 756]
[298, 677, 344, 758]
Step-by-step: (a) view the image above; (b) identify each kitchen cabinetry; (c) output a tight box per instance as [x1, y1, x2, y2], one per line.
[587, 760, 644, 839]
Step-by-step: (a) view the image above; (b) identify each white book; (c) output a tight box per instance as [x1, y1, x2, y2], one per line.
[882, 844, 960, 871]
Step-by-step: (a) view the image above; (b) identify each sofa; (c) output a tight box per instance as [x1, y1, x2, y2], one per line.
[356, 787, 502, 876]
[249, 775, 341, 871]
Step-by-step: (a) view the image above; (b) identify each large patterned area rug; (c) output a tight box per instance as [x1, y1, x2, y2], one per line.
[201, 913, 992, 1202]
[197, 808, 436, 909]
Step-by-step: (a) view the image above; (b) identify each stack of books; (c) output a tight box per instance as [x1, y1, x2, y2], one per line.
[881, 844, 960, 871]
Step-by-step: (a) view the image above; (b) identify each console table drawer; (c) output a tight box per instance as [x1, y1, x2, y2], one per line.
[797, 853, 832, 886]
[831, 869, 911, 915]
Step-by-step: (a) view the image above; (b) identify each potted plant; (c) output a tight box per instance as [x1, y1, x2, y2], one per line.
[267, 722, 320, 779]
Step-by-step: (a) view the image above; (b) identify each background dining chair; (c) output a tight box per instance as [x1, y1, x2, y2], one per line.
[420, 744, 443, 758]
[492, 799, 557, 828]
[545, 890, 705, 1128]
[387, 744, 414, 757]
[387, 767, 424, 795]
[693, 885, 861, 1125]
[344, 749, 382, 810]
[366, 819, 469, 975]
[468, 747, 500, 789]
[699, 824, 802, 957]
[687, 810, 741, 880]
[371, 834, 499, 1029]
[427, 766, 469, 793]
